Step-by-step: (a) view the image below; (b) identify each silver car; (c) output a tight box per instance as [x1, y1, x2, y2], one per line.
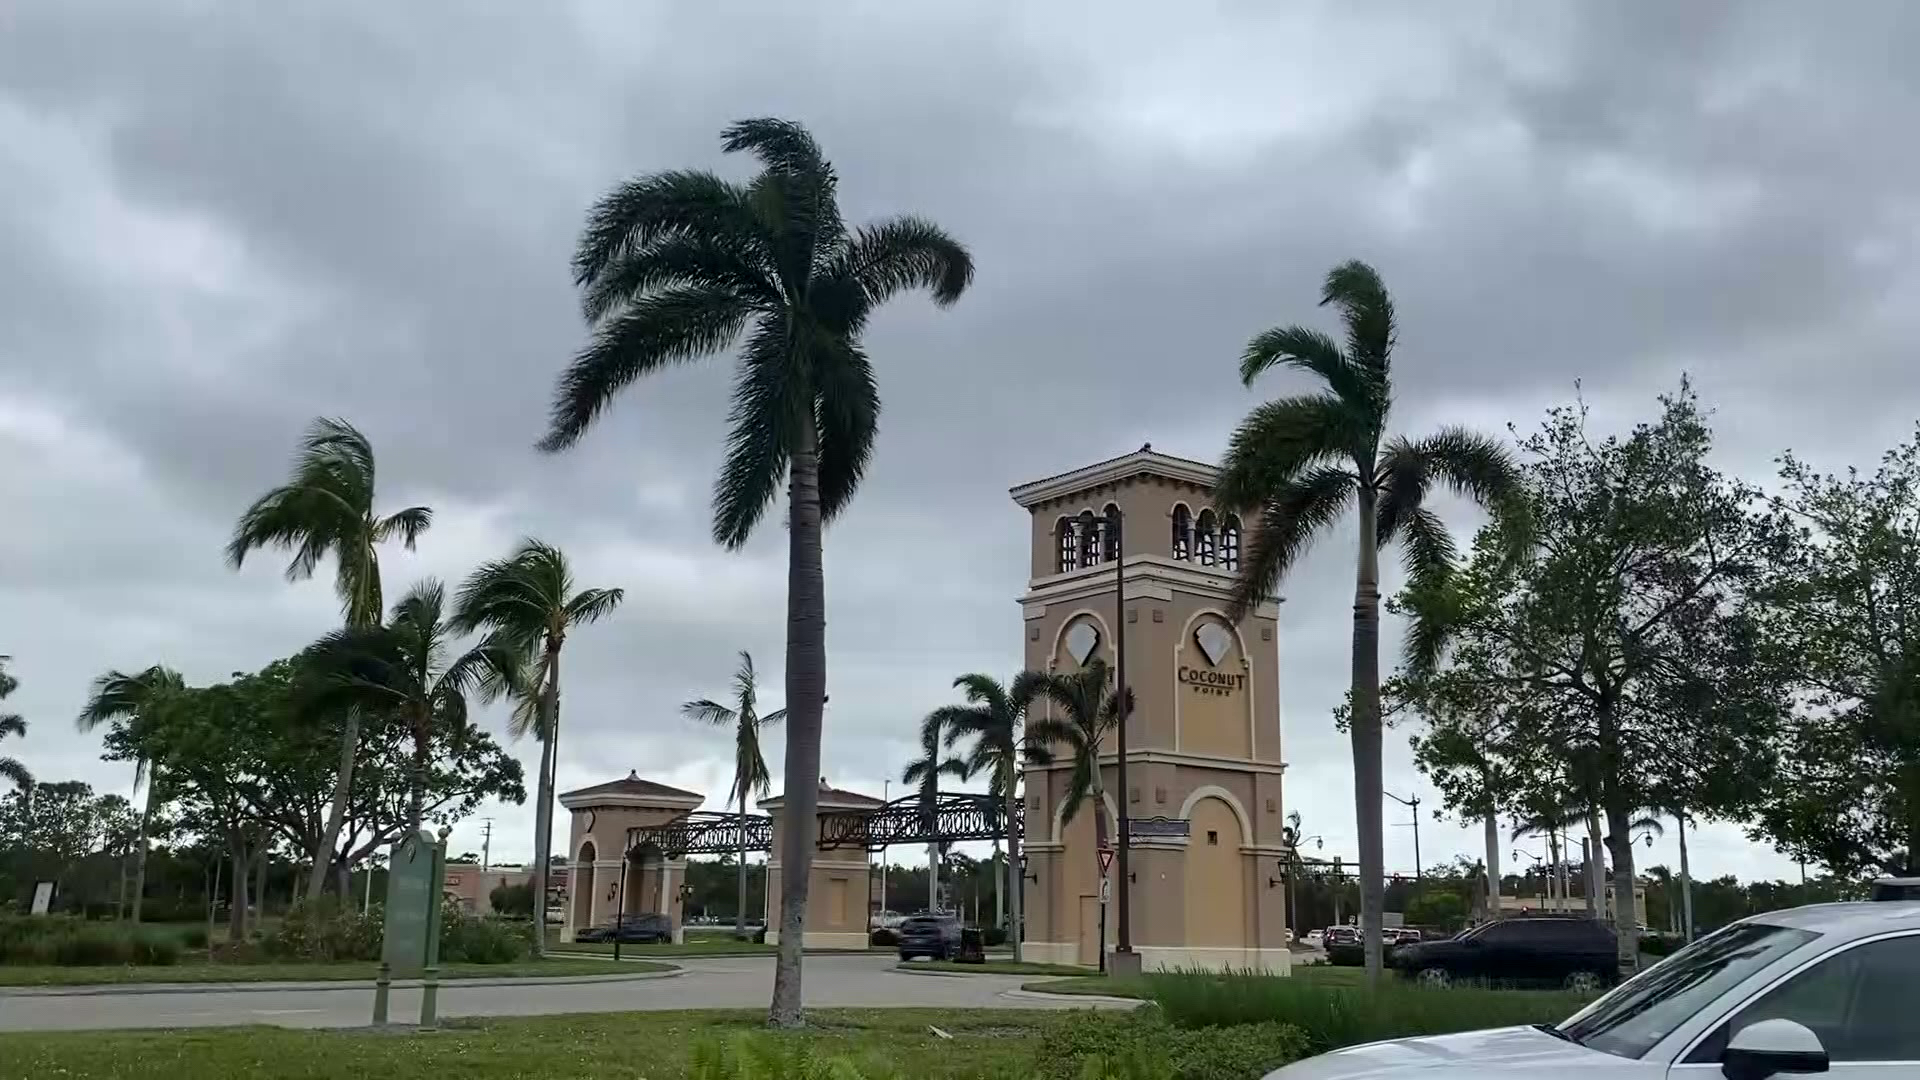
[1267, 897, 1920, 1080]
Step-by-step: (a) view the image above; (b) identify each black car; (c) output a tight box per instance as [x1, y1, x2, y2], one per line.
[895, 913, 963, 961]
[1388, 916, 1617, 991]
[574, 912, 673, 944]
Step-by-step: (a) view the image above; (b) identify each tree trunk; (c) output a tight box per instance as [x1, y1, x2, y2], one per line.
[305, 711, 360, 900]
[1585, 811, 1604, 920]
[1604, 800, 1640, 980]
[992, 836, 1003, 931]
[1677, 807, 1694, 942]
[130, 771, 157, 923]
[409, 708, 430, 835]
[228, 839, 249, 943]
[335, 856, 351, 898]
[1006, 779, 1023, 963]
[251, 844, 269, 937]
[1350, 486, 1386, 984]
[736, 790, 750, 939]
[927, 842, 939, 911]
[529, 649, 560, 959]
[1483, 811, 1501, 918]
[769, 417, 827, 1029]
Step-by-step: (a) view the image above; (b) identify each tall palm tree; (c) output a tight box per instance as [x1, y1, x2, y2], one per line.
[0, 656, 27, 793]
[454, 539, 623, 957]
[229, 417, 431, 898]
[681, 651, 786, 941]
[927, 671, 1048, 961]
[303, 580, 521, 832]
[539, 117, 973, 1027]
[76, 665, 184, 922]
[1218, 261, 1520, 982]
[903, 712, 974, 913]
[1026, 659, 1134, 901]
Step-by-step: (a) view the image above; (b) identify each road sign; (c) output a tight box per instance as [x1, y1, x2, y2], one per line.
[1128, 816, 1191, 841]
[1100, 877, 1112, 904]
[1098, 848, 1114, 875]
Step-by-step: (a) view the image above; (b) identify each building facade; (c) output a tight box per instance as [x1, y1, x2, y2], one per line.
[1012, 447, 1292, 972]
[557, 772, 702, 943]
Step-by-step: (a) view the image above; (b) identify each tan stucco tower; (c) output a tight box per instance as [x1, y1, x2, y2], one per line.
[761, 781, 882, 949]
[1012, 447, 1291, 973]
[558, 772, 702, 944]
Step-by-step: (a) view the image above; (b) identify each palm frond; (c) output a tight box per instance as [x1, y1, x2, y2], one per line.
[682, 699, 738, 727]
[1405, 427, 1521, 510]
[1215, 395, 1368, 513]
[0, 755, 30, 791]
[566, 587, 625, 626]
[1397, 507, 1461, 676]
[572, 170, 764, 302]
[722, 119, 842, 282]
[376, 506, 433, 550]
[1319, 260, 1396, 374]
[76, 666, 183, 732]
[840, 215, 974, 309]
[540, 286, 755, 453]
[1228, 466, 1355, 620]
[582, 235, 777, 326]
[952, 673, 1012, 720]
[812, 341, 878, 524]
[0, 714, 25, 739]
[712, 319, 796, 549]
[1239, 325, 1380, 413]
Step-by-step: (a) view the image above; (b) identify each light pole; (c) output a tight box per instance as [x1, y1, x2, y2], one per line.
[1512, 847, 1544, 907]
[1384, 791, 1422, 880]
[1107, 507, 1136, 973]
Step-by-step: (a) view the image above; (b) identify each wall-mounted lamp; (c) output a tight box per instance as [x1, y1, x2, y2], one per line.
[1020, 853, 1038, 884]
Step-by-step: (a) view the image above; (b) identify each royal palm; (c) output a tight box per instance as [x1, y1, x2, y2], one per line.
[540, 117, 972, 1025]
[455, 540, 623, 956]
[927, 671, 1047, 960]
[903, 711, 974, 913]
[681, 651, 784, 940]
[229, 417, 430, 897]
[0, 656, 28, 793]
[1025, 660, 1132, 892]
[1218, 261, 1519, 982]
[76, 665, 184, 922]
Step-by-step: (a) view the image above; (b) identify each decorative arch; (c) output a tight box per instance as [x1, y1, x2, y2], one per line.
[1178, 785, 1255, 848]
[1101, 503, 1122, 563]
[1195, 508, 1219, 566]
[1076, 508, 1102, 567]
[1176, 607, 1252, 658]
[1171, 503, 1193, 560]
[1221, 514, 1242, 571]
[1173, 607, 1256, 756]
[1048, 609, 1114, 671]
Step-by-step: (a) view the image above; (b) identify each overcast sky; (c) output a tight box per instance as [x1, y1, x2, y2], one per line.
[5, 1, 1916, 885]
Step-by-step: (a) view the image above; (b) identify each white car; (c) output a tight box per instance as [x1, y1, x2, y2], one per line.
[1266, 894, 1920, 1080]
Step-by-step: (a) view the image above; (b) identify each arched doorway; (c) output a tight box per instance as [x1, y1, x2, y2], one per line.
[627, 842, 663, 917]
[573, 841, 597, 933]
[1184, 797, 1248, 948]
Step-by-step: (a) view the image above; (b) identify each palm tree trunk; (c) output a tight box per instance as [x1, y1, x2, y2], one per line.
[305, 712, 360, 900]
[409, 716, 429, 836]
[1483, 810, 1500, 919]
[769, 417, 827, 1029]
[928, 842, 938, 911]
[131, 770, 157, 923]
[1585, 811, 1604, 920]
[736, 790, 750, 939]
[1351, 486, 1385, 984]
[529, 650, 560, 959]
[1006, 779, 1023, 963]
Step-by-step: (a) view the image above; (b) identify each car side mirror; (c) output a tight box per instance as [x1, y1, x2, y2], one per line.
[1723, 1019, 1829, 1080]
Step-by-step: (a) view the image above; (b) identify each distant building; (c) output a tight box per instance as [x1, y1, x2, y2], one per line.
[443, 864, 570, 915]
[1497, 882, 1648, 927]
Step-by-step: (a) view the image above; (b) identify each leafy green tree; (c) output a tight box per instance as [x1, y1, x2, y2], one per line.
[490, 881, 535, 918]
[927, 671, 1048, 959]
[1400, 386, 1787, 976]
[75, 665, 183, 921]
[903, 709, 974, 912]
[1403, 889, 1468, 933]
[1026, 660, 1133, 901]
[539, 118, 973, 1027]
[1405, 689, 1518, 919]
[0, 656, 27, 793]
[454, 539, 623, 955]
[681, 651, 785, 940]
[302, 580, 522, 832]
[1751, 430, 1920, 876]
[229, 418, 431, 898]
[1217, 261, 1521, 981]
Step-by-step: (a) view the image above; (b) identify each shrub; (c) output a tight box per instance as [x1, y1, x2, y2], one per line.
[1146, 969, 1585, 1051]
[178, 925, 210, 950]
[265, 897, 382, 962]
[489, 882, 535, 919]
[440, 909, 529, 964]
[691, 1031, 894, 1080]
[981, 925, 1007, 947]
[0, 914, 184, 967]
[1032, 1011, 1309, 1080]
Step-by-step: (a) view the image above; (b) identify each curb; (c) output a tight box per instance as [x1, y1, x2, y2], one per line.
[1000, 987, 1146, 1008]
[0, 967, 683, 998]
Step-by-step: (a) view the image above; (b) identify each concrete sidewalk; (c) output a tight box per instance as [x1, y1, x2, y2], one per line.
[0, 968, 681, 998]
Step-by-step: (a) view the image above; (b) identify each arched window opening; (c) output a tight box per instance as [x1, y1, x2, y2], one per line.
[1055, 518, 1077, 573]
[1172, 505, 1192, 560]
[1078, 510, 1101, 567]
[1103, 504, 1122, 563]
[1196, 509, 1219, 567]
[1222, 514, 1242, 571]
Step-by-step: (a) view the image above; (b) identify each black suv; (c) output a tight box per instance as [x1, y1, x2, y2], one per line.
[574, 912, 673, 944]
[895, 913, 963, 961]
[1388, 916, 1617, 991]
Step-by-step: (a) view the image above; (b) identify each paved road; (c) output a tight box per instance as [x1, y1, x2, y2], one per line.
[0, 954, 1133, 1032]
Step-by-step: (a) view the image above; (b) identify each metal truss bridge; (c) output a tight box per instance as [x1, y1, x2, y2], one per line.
[625, 792, 1020, 859]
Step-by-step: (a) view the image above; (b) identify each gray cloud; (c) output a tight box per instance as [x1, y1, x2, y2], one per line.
[3, 0, 1914, 881]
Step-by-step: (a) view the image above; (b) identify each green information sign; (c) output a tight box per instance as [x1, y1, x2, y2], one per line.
[382, 830, 443, 978]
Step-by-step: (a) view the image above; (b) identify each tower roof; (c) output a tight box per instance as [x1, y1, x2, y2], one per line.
[558, 771, 705, 809]
[1010, 444, 1219, 509]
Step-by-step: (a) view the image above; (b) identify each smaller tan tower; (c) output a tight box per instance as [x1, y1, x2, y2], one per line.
[1012, 447, 1290, 972]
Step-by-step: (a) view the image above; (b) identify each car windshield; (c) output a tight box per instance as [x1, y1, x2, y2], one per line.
[1555, 921, 1818, 1059]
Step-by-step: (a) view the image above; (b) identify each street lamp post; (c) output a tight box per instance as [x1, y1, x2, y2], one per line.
[1109, 508, 1136, 974]
[1385, 791, 1422, 880]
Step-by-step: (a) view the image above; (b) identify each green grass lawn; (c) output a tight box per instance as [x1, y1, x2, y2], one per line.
[897, 959, 1092, 976]
[0, 957, 668, 987]
[0, 1008, 1051, 1080]
[1023, 962, 1364, 998]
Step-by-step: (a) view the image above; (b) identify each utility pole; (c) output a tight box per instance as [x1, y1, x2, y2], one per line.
[1384, 791, 1422, 880]
[1110, 505, 1136, 974]
[480, 819, 493, 873]
[879, 780, 889, 916]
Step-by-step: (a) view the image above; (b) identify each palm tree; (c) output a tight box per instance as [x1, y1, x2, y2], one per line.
[681, 651, 786, 940]
[453, 540, 623, 957]
[0, 656, 27, 793]
[539, 118, 973, 1027]
[903, 712, 974, 913]
[303, 580, 521, 832]
[75, 665, 184, 922]
[1218, 261, 1520, 982]
[229, 417, 431, 898]
[927, 671, 1048, 961]
[1026, 659, 1134, 905]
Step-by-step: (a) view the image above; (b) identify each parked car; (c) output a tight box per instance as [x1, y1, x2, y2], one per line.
[1267, 896, 1920, 1080]
[1391, 927, 1423, 945]
[1303, 929, 1324, 947]
[895, 912, 963, 961]
[1388, 915, 1616, 991]
[573, 912, 673, 944]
